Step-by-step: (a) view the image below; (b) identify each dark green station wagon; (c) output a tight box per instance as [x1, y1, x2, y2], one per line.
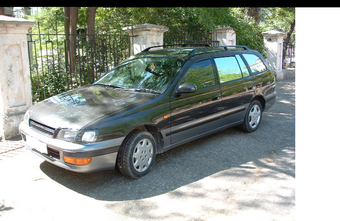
[20, 45, 276, 178]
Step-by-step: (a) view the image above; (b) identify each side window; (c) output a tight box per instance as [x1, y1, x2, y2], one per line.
[179, 59, 215, 89]
[243, 54, 267, 74]
[214, 56, 243, 83]
[236, 55, 250, 77]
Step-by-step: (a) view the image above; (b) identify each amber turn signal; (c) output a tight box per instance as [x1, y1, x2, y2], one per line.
[63, 156, 92, 165]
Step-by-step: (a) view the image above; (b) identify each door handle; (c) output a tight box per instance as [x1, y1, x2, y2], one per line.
[247, 82, 255, 91]
[211, 96, 220, 101]
[247, 85, 255, 90]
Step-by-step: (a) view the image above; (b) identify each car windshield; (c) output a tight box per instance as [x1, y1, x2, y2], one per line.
[94, 57, 184, 94]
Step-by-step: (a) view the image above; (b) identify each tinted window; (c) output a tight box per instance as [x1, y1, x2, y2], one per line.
[95, 57, 183, 93]
[180, 59, 215, 89]
[214, 56, 242, 83]
[236, 55, 250, 77]
[243, 54, 267, 74]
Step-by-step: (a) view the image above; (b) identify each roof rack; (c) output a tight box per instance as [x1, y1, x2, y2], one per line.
[141, 43, 211, 52]
[189, 45, 250, 56]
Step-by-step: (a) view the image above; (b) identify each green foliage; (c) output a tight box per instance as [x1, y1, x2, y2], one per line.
[28, 7, 65, 34]
[31, 63, 68, 102]
[95, 8, 130, 34]
[28, 31, 130, 102]
[261, 7, 295, 31]
[29, 7, 267, 53]
[260, 7, 295, 41]
[230, 8, 266, 55]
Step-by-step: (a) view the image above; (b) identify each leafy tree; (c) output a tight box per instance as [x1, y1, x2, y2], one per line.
[261, 7, 295, 64]
[230, 8, 266, 55]
[245, 7, 261, 24]
[28, 7, 65, 34]
[28, 7, 268, 54]
[122, 7, 266, 54]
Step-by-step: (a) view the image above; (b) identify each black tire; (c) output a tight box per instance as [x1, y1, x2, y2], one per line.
[239, 100, 263, 133]
[117, 131, 156, 179]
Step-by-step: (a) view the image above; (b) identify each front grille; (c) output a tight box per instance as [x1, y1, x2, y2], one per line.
[47, 147, 60, 159]
[29, 119, 55, 137]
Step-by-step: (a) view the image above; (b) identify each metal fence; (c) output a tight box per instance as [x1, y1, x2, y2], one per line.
[285, 41, 295, 66]
[27, 32, 130, 102]
[27, 27, 220, 102]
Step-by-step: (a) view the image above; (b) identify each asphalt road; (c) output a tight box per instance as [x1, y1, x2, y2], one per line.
[0, 79, 295, 221]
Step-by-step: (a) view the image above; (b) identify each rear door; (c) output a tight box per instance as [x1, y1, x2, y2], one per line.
[168, 57, 222, 145]
[213, 54, 254, 125]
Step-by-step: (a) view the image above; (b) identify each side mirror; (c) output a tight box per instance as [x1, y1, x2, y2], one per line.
[176, 83, 197, 95]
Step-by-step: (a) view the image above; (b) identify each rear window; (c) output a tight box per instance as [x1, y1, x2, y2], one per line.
[243, 54, 267, 74]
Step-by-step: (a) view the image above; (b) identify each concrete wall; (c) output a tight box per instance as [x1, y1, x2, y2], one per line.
[214, 26, 236, 46]
[263, 30, 285, 80]
[123, 23, 169, 55]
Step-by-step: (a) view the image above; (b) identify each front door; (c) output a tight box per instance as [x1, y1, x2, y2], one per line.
[168, 58, 222, 145]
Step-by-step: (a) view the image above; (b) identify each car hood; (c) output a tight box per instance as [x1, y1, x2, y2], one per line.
[29, 85, 158, 129]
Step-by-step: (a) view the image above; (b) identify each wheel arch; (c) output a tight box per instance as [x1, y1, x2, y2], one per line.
[252, 95, 265, 110]
[122, 124, 164, 154]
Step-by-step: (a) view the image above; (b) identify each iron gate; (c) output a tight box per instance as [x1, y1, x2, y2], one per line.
[164, 29, 219, 47]
[27, 26, 220, 102]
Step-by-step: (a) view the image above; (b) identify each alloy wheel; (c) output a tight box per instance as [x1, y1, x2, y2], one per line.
[132, 138, 154, 172]
[248, 104, 261, 129]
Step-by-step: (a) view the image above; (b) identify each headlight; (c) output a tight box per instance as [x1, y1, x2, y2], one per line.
[81, 130, 98, 143]
[24, 110, 32, 125]
[57, 129, 79, 142]
[57, 129, 98, 143]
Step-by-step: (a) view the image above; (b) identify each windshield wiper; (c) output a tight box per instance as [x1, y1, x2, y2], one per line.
[95, 84, 161, 94]
[129, 88, 161, 94]
[94, 83, 122, 89]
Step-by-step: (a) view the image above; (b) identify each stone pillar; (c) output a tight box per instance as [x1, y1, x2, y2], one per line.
[123, 23, 169, 55]
[262, 30, 286, 80]
[0, 16, 35, 139]
[214, 26, 236, 46]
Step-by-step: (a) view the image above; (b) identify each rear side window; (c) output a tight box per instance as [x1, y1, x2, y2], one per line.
[242, 54, 267, 74]
[180, 59, 215, 89]
[214, 56, 243, 83]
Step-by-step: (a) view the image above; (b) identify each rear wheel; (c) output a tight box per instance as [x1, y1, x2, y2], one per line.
[239, 100, 263, 133]
[117, 131, 156, 179]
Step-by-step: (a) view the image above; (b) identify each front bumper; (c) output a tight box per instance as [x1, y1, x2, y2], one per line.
[19, 122, 125, 172]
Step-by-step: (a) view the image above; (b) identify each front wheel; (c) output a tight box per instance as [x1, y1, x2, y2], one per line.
[239, 100, 263, 133]
[117, 131, 156, 179]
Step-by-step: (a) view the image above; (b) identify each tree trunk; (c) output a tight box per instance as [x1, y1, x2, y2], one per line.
[69, 7, 79, 76]
[282, 18, 295, 68]
[64, 7, 79, 85]
[0, 7, 5, 15]
[245, 7, 261, 24]
[64, 7, 70, 79]
[87, 7, 98, 45]
[64, 7, 70, 36]
[86, 7, 98, 82]
[64, 7, 72, 88]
